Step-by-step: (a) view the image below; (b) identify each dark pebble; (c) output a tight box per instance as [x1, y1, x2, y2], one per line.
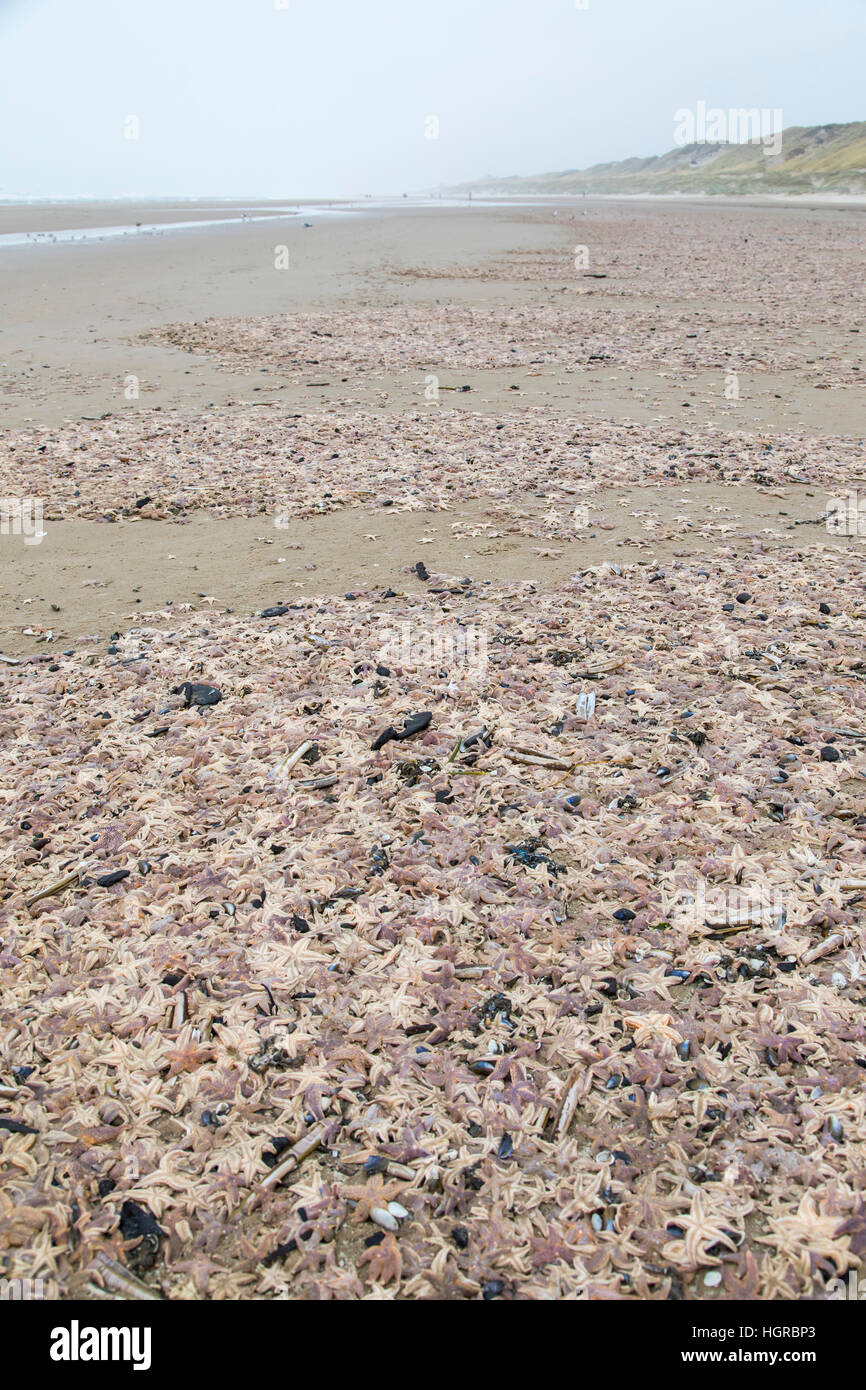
[262, 1138, 291, 1167]
[118, 1200, 165, 1243]
[96, 870, 130, 888]
[172, 681, 222, 707]
[482, 1279, 505, 1300]
[371, 711, 432, 751]
[820, 745, 841, 762]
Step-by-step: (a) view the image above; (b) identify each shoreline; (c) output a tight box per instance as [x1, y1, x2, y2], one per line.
[2, 189, 864, 241]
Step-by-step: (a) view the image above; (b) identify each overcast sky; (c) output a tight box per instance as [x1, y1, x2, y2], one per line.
[0, 0, 863, 199]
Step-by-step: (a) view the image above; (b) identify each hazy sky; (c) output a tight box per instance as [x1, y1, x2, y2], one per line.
[0, 0, 863, 198]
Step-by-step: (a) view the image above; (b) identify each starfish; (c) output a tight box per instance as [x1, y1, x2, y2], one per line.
[341, 1175, 406, 1223]
[161, 1030, 215, 1078]
[170, 1252, 228, 1297]
[663, 1190, 740, 1270]
[623, 1011, 683, 1048]
[359, 1232, 402, 1285]
[758, 1193, 853, 1274]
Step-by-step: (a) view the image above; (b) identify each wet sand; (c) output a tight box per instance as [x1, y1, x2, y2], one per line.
[1, 482, 857, 657]
[1, 198, 863, 432]
[1, 197, 864, 658]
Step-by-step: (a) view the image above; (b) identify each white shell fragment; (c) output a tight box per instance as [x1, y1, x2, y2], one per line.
[370, 1208, 400, 1233]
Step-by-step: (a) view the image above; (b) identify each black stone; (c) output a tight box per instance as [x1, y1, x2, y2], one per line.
[96, 870, 130, 888]
[172, 681, 222, 708]
[482, 1279, 505, 1300]
[371, 711, 432, 751]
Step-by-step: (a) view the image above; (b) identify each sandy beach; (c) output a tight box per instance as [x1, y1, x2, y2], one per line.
[2, 196, 866, 1304]
[1, 198, 863, 655]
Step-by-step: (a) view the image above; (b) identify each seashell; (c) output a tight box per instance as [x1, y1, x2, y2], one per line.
[370, 1207, 399, 1232]
[575, 691, 596, 721]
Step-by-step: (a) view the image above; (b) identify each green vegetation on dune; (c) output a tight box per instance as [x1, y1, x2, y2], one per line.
[453, 122, 866, 196]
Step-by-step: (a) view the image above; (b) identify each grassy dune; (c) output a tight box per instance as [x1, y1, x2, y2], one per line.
[454, 121, 866, 196]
